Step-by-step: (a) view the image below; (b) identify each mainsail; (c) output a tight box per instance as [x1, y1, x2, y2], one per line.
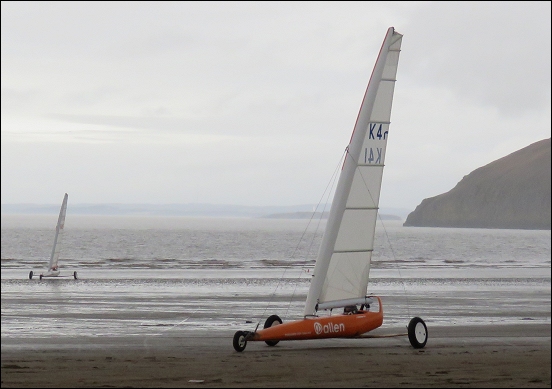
[304, 28, 403, 315]
[48, 193, 68, 272]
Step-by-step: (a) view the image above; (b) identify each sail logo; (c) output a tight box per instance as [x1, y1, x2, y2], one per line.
[314, 321, 345, 335]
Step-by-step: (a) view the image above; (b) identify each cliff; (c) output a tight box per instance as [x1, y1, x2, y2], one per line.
[403, 138, 551, 230]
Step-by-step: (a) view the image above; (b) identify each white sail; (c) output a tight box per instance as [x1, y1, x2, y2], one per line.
[304, 28, 403, 316]
[48, 193, 68, 272]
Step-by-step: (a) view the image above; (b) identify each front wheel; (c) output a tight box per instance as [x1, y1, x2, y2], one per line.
[263, 315, 282, 346]
[29, 271, 33, 280]
[39, 274, 43, 280]
[233, 331, 248, 352]
[408, 317, 428, 349]
[73, 271, 78, 280]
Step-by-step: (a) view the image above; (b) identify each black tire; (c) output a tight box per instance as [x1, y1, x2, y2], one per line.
[73, 271, 78, 280]
[29, 271, 33, 280]
[263, 314, 282, 346]
[233, 331, 248, 352]
[39, 274, 43, 280]
[408, 317, 428, 349]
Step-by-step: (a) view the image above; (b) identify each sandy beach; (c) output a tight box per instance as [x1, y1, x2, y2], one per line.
[1, 324, 550, 388]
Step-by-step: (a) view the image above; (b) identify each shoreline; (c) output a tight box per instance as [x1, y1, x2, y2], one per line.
[2, 324, 550, 388]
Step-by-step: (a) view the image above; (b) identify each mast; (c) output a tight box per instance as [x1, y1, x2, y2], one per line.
[304, 28, 403, 316]
[48, 193, 68, 271]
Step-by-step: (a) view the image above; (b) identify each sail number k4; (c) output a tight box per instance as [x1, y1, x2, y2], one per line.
[369, 123, 388, 140]
[365, 123, 387, 164]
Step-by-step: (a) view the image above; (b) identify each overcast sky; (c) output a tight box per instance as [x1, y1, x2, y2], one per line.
[2, 1, 550, 211]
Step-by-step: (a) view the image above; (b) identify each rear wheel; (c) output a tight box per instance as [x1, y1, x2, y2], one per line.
[73, 271, 78, 280]
[233, 331, 248, 352]
[408, 317, 428, 349]
[39, 274, 43, 280]
[263, 315, 282, 346]
[29, 271, 33, 280]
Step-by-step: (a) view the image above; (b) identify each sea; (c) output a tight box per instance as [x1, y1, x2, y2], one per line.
[1, 214, 550, 346]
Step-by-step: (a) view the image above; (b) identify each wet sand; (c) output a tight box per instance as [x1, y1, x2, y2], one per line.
[1, 324, 550, 388]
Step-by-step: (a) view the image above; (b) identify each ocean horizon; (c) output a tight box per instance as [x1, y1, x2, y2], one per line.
[2, 214, 550, 343]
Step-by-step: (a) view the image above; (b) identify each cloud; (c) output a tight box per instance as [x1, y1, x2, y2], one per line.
[400, 2, 551, 116]
[1, 2, 550, 208]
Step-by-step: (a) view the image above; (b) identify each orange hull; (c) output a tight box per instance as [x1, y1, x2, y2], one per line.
[248, 297, 383, 342]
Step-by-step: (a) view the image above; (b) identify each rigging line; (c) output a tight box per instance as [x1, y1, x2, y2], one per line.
[283, 148, 345, 319]
[143, 307, 202, 349]
[151, 307, 202, 335]
[348, 149, 412, 318]
[254, 147, 348, 330]
[379, 217, 412, 319]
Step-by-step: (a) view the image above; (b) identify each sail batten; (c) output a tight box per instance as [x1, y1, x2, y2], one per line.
[333, 249, 374, 254]
[304, 27, 402, 316]
[344, 208, 378, 211]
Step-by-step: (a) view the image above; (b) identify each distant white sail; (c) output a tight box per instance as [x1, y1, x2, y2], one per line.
[304, 28, 403, 315]
[48, 193, 68, 272]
